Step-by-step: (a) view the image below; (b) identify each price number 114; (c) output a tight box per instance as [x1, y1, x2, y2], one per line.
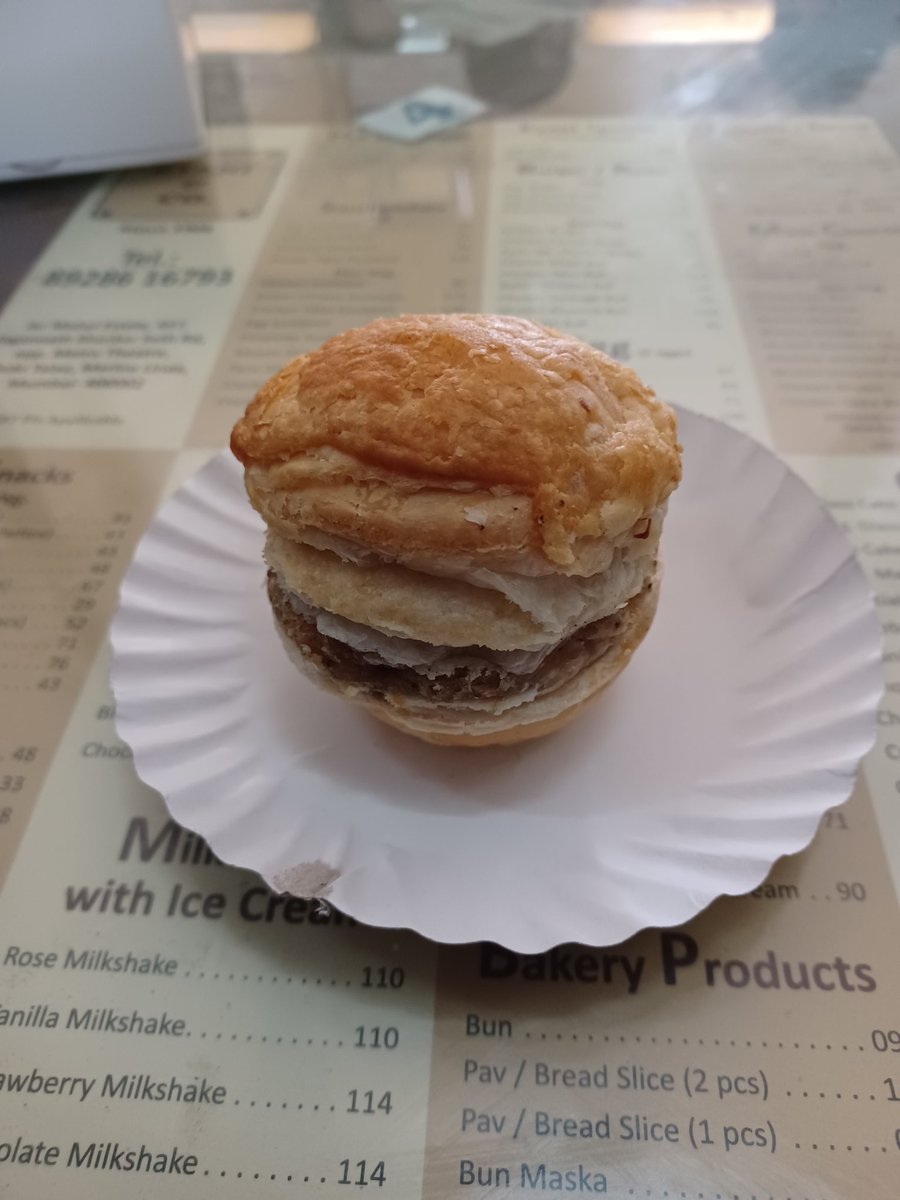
[339, 1160, 386, 1187]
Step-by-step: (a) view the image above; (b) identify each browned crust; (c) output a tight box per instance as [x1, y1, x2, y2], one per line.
[231, 315, 681, 568]
[368, 688, 603, 747]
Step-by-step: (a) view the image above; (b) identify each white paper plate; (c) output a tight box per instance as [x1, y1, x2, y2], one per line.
[110, 410, 882, 952]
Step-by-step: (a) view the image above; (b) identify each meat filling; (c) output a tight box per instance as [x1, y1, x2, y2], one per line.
[268, 571, 652, 708]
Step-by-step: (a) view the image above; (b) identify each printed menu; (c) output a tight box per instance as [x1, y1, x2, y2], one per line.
[1, 118, 898, 1198]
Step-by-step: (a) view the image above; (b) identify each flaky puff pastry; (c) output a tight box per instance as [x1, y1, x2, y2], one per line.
[231, 314, 681, 575]
[232, 315, 681, 745]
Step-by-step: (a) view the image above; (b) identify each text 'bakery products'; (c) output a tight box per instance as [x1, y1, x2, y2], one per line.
[231, 314, 682, 746]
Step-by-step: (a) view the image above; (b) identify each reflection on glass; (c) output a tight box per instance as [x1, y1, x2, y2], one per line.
[192, 12, 320, 54]
[585, 3, 775, 46]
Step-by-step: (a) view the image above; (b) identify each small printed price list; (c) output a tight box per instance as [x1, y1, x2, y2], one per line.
[0, 449, 169, 883]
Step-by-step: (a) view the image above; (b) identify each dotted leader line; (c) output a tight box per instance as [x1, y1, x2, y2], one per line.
[189, 1032, 343, 1047]
[793, 1142, 890, 1155]
[183, 971, 354, 987]
[519, 1033, 869, 1052]
[232, 1100, 336, 1112]
[202, 1171, 327, 1184]
[786, 1090, 878, 1101]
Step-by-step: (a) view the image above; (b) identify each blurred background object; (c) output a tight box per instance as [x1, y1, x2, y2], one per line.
[2, 0, 899, 306]
[189, 0, 900, 138]
[0, 0, 205, 182]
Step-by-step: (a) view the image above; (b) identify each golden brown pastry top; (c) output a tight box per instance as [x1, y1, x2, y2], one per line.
[231, 314, 681, 568]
